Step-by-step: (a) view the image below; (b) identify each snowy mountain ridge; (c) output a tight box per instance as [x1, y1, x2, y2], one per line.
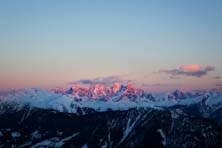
[0, 84, 222, 114]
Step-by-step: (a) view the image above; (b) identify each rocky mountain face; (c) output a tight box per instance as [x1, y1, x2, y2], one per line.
[52, 83, 148, 101]
[0, 107, 222, 148]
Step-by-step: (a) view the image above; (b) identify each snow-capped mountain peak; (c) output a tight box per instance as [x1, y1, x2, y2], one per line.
[112, 82, 122, 93]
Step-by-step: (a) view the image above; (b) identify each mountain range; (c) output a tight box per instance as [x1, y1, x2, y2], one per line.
[0, 83, 222, 147]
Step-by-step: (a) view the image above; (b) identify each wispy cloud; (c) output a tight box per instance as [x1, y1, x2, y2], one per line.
[70, 75, 133, 86]
[169, 76, 181, 79]
[140, 83, 182, 93]
[216, 83, 222, 87]
[212, 76, 221, 79]
[141, 83, 181, 87]
[158, 64, 215, 78]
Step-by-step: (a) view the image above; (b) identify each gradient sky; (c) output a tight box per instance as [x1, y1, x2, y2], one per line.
[0, 0, 222, 91]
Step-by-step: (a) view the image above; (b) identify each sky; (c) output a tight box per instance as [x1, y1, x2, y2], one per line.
[0, 0, 222, 92]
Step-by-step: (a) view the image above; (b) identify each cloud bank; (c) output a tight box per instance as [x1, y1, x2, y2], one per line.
[159, 64, 215, 78]
[70, 76, 133, 86]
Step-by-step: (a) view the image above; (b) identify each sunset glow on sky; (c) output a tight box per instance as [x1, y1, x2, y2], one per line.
[0, 0, 222, 92]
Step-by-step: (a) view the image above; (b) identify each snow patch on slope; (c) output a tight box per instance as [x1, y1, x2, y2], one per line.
[118, 114, 141, 145]
[157, 129, 166, 146]
[31, 132, 79, 148]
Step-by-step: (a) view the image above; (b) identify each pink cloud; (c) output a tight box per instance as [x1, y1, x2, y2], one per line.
[159, 64, 215, 77]
[180, 64, 202, 73]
